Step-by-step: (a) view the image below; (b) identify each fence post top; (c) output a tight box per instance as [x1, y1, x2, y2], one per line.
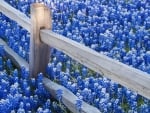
[31, 3, 46, 8]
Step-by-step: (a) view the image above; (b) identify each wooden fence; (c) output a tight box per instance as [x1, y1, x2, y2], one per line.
[0, 0, 150, 112]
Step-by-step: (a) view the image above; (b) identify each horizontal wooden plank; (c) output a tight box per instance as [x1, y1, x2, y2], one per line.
[43, 77, 101, 113]
[40, 29, 150, 99]
[0, 38, 29, 69]
[0, 0, 31, 32]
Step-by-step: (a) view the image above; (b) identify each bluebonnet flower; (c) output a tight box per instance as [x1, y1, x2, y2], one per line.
[56, 89, 63, 101]
[75, 99, 82, 111]
[43, 99, 51, 109]
[17, 102, 25, 113]
[0, 57, 3, 71]
[0, 45, 5, 56]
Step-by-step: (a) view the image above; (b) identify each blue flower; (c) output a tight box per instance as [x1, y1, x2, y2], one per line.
[56, 89, 63, 101]
[75, 99, 82, 111]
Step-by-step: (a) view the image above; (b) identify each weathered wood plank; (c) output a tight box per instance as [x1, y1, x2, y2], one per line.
[0, 38, 29, 69]
[30, 3, 51, 77]
[43, 77, 101, 113]
[0, 0, 31, 32]
[40, 30, 150, 99]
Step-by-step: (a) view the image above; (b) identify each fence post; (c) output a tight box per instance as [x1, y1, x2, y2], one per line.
[30, 3, 51, 77]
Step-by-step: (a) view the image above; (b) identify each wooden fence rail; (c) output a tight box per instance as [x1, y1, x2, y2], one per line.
[40, 29, 150, 99]
[0, 38, 29, 69]
[0, 0, 31, 32]
[0, 0, 150, 110]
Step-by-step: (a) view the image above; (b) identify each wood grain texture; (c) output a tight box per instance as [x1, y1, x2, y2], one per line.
[40, 30, 150, 99]
[0, 0, 31, 32]
[0, 38, 29, 69]
[30, 3, 51, 77]
[43, 77, 101, 113]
